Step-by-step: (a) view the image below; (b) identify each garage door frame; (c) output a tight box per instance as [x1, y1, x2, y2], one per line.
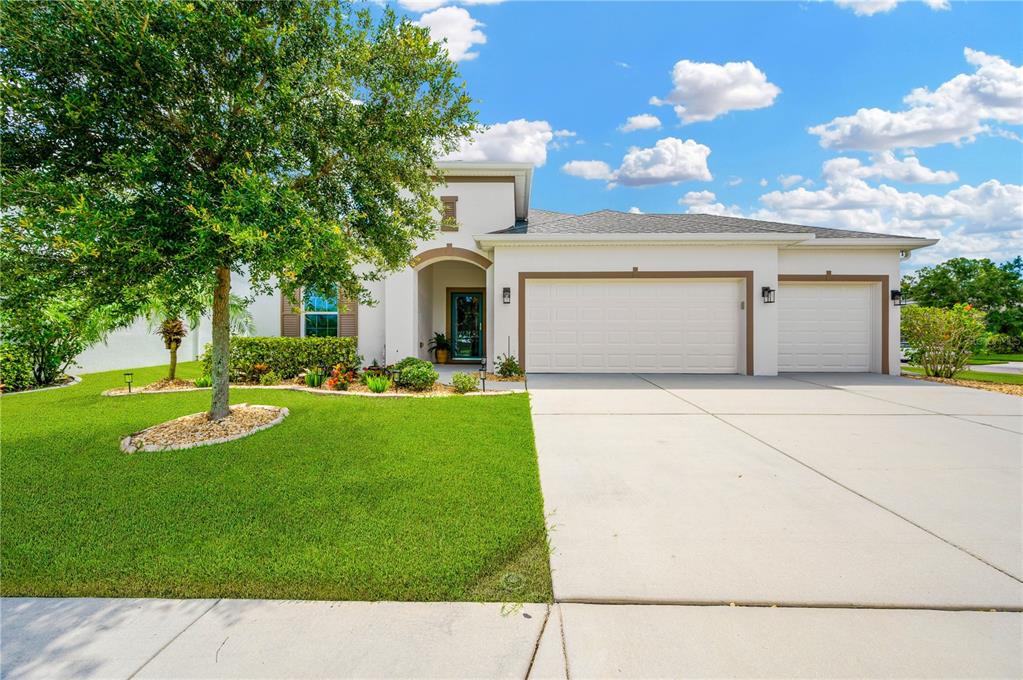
[518, 270, 755, 374]
[778, 273, 890, 374]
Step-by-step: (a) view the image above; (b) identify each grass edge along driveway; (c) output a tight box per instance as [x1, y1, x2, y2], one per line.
[1, 363, 552, 603]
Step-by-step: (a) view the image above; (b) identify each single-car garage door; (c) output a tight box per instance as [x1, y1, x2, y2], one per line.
[525, 279, 743, 373]
[778, 283, 876, 372]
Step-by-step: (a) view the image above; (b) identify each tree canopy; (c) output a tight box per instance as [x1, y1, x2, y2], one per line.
[1, 0, 477, 417]
[901, 257, 1023, 336]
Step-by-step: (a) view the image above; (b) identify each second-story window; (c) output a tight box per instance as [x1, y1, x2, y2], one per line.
[440, 196, 458, 231]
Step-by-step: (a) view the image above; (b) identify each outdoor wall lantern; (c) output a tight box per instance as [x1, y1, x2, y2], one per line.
[761, 286, 776, 304]
[502, 287, 511, 304]
[891, 289, 907, 306]
[123, 372, 134, 393]
[479, 355, 487, 392]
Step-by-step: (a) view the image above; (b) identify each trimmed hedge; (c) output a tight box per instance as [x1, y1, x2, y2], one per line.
[0, 344, 35, 391]
[201, 337, 361, 380]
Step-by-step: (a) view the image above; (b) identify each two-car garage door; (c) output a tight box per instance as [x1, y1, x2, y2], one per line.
[525, 279, 743, 373]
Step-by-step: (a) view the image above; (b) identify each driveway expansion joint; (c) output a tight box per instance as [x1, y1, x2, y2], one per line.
[126, 598, 222, 679]
[554, 598, 1023, 613]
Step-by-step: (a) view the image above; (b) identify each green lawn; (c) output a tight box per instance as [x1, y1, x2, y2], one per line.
[903, 365, 1023, 385]
[1, 363, 552, 602]
[968, 353, 1023, 365]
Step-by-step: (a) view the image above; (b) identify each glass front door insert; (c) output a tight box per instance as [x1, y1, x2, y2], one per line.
[450, 291, 483, 361]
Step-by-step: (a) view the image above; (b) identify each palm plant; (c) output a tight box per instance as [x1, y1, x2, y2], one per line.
[144, 295, 255, 380]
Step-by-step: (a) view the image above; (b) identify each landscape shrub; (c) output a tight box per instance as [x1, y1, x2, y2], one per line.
[392, 356, 433, 388]
[496, 353, 523, 378]
[399, 363, 438, 391]
[259, 370, 281, 386]
[194, 374, 212, 388]
[451, 372, 478, 394]
[902, 304, 986, 378]
[201, 337, 360, 380]
[0, 344, 35, 391]
[986, 333, 1023, 354]
[304, 368, 327, 388]
[365, 374, 391, 393]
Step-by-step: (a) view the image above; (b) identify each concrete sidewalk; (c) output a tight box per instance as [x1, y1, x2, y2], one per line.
[3, 598, 1020, 679]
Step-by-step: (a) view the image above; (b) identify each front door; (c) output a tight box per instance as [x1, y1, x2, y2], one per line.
[450, 290, 484, 361]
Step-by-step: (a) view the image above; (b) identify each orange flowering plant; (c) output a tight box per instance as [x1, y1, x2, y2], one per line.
[901, 303, 986, 378]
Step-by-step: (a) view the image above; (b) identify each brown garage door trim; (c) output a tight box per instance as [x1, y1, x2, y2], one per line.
[778, 274, 890, 374]
[518, 271, 755, 375]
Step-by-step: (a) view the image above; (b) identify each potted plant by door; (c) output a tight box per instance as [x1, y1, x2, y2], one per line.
[429, 332, 451, 364]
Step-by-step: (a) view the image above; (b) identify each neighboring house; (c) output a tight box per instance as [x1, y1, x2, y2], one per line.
[76, 161, 936, 376]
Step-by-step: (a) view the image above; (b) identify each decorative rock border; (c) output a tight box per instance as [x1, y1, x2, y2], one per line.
[1, 375, 81, 397]
[120, 404, 288, 453]
[103, 383, 518, 398]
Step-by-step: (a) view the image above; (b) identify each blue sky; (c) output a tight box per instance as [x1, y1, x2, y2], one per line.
[389, 0, 1022, 265]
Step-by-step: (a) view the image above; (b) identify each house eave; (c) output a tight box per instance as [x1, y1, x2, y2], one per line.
[475, 232, 814, 248]
[783, 238, 939, 250]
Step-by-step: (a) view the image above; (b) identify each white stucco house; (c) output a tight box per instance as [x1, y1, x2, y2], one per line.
[77, 161, 936, 376]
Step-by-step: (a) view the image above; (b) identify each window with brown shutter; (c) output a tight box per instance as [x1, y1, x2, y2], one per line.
[280, 290, 301, 337]
[440, 196, 458, 231]
[338, 290, 359, 338]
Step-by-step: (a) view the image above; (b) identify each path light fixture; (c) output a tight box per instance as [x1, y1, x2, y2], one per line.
[891, 289, 907, 306]
[479, 355, 487, 393]
[123, 372, 134, 393]
[761, 286, 776, 304]
[502, 287, 511, 304]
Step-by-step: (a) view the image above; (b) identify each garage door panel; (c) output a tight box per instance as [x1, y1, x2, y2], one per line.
[526, 279, 742, 373]
[779, 283, 875, 372]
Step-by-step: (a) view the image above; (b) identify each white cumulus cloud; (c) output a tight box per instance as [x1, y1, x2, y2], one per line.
[619, 114, 662, 133]
[628, 206, 644, 214]
[822, 152, 958, 184]
[399, 0, 449, 11]
[442, 119, 555, 166]
[809, 48, 1023, 151]
[778, 174, 804, 188]
[834, 0, 948, 16]
[678, 190, 745, 217]
[650, 59, 780, 124]
[416, 7, 486, 62]
[562, 137, 713, 188]
[562, 160, 614, 180]
[613, 137, 713, 186]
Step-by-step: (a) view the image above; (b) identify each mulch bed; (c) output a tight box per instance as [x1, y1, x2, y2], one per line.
[906, 374, 1023, 397]
[105, 378, 199, 396]
[121, 404, 287, 452]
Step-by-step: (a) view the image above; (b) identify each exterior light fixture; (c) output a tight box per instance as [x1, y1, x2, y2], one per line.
[761, 286, 776, 304]
[502, 287, 511, 304]
[891, 289, 907, 306]
[479, 355, 487, 392]
[123, 372, 134, 393]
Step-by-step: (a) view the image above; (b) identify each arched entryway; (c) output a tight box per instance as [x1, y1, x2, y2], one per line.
[413, 246, 491, 364]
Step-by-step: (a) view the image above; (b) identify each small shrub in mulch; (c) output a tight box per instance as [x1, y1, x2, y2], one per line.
[121, 404, 287, 452]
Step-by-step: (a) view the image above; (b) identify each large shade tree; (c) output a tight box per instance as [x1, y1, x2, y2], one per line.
[902, 257, 1023, 336]
[2, 0, 476, 419]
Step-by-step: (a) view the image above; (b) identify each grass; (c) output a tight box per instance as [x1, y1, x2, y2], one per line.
[968, 353, 1023, 365]
[0, 362, 552, 602]
[902, 365, 1023, 385]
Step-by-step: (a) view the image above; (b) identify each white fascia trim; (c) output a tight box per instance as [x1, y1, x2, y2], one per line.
[786, 238, 939, 250]
[475, 232, 813, 248]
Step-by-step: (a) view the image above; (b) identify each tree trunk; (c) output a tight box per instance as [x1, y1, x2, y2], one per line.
[168, 341, 179, 380]
[209, 266, 232, 421]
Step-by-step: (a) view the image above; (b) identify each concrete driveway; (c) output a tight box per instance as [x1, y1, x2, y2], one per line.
[529, 372, 1022, 675]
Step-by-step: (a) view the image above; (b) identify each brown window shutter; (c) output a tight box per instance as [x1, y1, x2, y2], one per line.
[280, 289, 301, 337]
[338, 290, 358, 338]
[440, 196, 458, 231]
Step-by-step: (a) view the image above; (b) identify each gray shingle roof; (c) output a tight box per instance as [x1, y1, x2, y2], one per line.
[497, 209, 919, 239]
